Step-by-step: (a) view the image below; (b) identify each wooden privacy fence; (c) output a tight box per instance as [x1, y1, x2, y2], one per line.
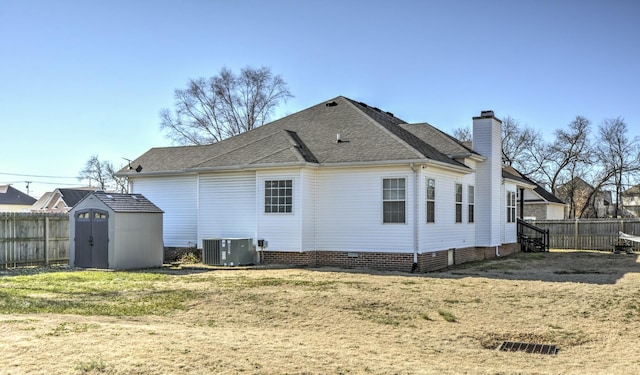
[0, 212, 69, 268]
[531, 219, 640, 251]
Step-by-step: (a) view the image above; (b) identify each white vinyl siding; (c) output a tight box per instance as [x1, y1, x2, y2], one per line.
[473, 116, 502, 247]
[503, 182, 518, 244]
[257, 170, 303, 251]
[546, 204, 565, 220]
[300, 169, 316, 251]
[130, 175, 197, 247]
[383, 178, 406, 224]
[315, 167, 414, 252]
[419, 168, 475, 253]
[198, 171, 256, 244]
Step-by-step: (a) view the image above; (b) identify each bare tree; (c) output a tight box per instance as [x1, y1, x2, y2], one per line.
[543, 116, 592, 193]
[106, 163, 129, 193]
[452, 127, 472, 142]
[595, 117, 640, 217]
[78, 156, 128, 193]
[79, 155, 110, 190]
[497, 116, 547, 181]
[160, 66, 293, 145]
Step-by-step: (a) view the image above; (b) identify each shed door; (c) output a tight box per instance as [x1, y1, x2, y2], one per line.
[75, 209, 109, 268]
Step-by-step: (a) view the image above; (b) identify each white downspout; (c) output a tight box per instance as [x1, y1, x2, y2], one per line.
[410, 163, 419, 271]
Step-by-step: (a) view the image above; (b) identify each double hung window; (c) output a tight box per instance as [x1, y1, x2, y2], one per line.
[455, 183, 463, 223]
[507, 191, 516, 223]
[468, 185, 475, 223]
[383, 178, 406, 223]
[426, 178, 435, 223]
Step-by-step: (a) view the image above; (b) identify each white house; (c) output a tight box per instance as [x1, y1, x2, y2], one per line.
[502, 165, 566, 220]
[119, 96, 531, 272]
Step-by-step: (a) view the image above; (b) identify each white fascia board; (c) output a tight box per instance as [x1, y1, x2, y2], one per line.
[187, 162, 312, 173]
[448, 153, 486, 162]
[504, 177, 537, 189]
[119, 170, 200, 178]
[123, 158, 472, 176]
[423, 159, 474, 174]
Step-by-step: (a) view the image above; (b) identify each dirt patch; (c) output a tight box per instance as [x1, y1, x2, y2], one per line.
[1, 250, 640, 374]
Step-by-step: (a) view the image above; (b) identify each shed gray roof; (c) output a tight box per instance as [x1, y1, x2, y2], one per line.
[90, 192, 163, 213]
[119, 96, 473, 176]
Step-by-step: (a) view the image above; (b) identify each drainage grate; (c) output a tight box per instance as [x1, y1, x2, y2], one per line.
[499, 341, 558, 355]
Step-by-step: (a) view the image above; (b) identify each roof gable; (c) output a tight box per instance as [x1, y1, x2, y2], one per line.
[31, 192, 54, 210]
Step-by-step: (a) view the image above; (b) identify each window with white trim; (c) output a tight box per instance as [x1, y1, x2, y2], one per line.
[383, 178, 406, 223]
[426, 178, 435, 223]
[468, 185, 475, 223]
[455, 183, 463, 223]
[507, 191, 516, 223]
[265, 180, 292, 213]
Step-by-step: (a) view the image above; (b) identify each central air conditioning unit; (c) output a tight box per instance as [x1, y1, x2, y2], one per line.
[202, 238, 256, 266]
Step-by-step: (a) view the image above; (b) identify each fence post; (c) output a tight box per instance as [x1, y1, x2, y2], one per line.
[44, 216, 49, 266]
[574, 218, 579, 251]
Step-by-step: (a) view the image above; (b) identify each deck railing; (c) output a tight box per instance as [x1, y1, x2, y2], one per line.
[517, 218, 550, 252]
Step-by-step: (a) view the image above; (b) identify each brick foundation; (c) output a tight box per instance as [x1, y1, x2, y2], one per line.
[261, 243, 520, 273]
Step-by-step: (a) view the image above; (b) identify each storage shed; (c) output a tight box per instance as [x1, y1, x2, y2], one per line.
[69, 192, 164, 269]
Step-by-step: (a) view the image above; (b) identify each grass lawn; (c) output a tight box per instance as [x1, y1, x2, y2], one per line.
[1, 250, 640, 374]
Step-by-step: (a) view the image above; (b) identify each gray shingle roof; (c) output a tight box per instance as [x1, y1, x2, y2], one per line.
[92, 192, 163, 213]
[59, 188, 95, 207]
[0, 185, 37, 205]
[502, 166, 565, 204]
[119, 96, 471, 175]
[399, 122, 480, 161]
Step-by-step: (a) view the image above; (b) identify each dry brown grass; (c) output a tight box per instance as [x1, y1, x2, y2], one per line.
[2, 250, 640, 374]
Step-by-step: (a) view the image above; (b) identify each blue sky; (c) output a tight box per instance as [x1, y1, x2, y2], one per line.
[1, 0, 638, 198]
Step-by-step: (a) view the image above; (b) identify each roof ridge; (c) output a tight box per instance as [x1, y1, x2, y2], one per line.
[284, 130, 319, 164]
[344, 99, 468, 168]
[427, 123, 478, 155]
[244, 130, 311, 165]
[190, 129, 285, 168]
[342, 99, 424, 159]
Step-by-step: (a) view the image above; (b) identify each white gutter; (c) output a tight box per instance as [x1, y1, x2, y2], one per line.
[119, 158, 473, 178]
[410, 163, 420, 271]
[448, 153, 487, 162]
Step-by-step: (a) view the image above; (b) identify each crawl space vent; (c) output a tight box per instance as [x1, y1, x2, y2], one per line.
[499, 341, 558, 355]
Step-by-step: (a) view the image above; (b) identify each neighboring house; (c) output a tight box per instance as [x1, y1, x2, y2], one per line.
[119, 96, 530, 272]
[555, 177, 613, 218]
[31, 188, 97, 213]
[0, 185, 37, 212]
[622, 184, 640, 218]
[501, 165, 566, 220]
